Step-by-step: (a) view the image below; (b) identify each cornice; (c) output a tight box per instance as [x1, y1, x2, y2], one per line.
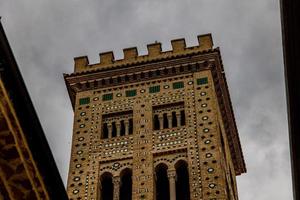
[211, 52, 246, 175]
[64, 50, 218, 110]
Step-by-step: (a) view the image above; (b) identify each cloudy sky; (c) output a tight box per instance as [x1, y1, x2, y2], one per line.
[0, 0, 292, 199]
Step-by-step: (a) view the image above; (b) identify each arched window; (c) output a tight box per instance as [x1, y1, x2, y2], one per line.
[102, 123, 108, 139]
[153, 114, 160, 130]
[100, 172, 113, 200]
[155, 164, 170, 200]
[180, 110, 186, 126]
[163, 113, 169, 129]
[112, 122, 117, 137]
[175, 161, 190, 200]
[172, 111, 177, 128]
[120, 169, 132, 200]
[120, 120, 125, 136]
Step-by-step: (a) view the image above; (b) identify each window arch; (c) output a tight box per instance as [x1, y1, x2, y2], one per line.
[111, 122, 117, 137]
[180, 110, 186, 126]
[172, 111, 177, 128]
[163, 113, 169, 129]
[102, 123, 108, 139]
[153, 114, 160, 130]
[120, 120, 125, 136]
[175, 160, 190, 200]
[99, 172, 113, 200]
[120, 168, 132, 200]
[155, 163, 170, 200]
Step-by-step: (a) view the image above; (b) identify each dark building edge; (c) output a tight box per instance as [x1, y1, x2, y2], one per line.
[280, 0, 300, 199]
[0, 19, 68, 199]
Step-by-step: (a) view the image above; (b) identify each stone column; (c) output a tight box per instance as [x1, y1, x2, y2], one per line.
[113, 176, 121, 200]
[168, 170, 177, 200]
[167, 113, 172, 128]
[116, 121, 121, 137]
[107, 123, 112, 138]
[124, 119, 129, 136]
[158, 114, 164, 130]
[176, 111, 181, 127]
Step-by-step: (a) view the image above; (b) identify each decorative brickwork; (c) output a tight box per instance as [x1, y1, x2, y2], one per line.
[65, 34, 246, 200]
[0, 80, 50, 200]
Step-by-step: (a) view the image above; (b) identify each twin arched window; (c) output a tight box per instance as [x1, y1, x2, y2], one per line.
[155, 161, 190, 200]
[99, 169, 132, 200]
[98, 161, 190, 200]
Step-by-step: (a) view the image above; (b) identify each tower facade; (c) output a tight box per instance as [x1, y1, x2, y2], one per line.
[64, 34, 246, 200]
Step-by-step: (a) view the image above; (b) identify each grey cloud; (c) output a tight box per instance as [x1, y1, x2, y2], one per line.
[0, 0, 292, 199]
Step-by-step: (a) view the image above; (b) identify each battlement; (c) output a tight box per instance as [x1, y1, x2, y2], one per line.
[74, 34, 213, 73]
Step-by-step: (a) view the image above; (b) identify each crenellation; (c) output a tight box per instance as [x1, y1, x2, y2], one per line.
[99, 51, 115, 65]
[73, 34, 214, 73]
[171, 38, 186, 53]
[123, 47, 138, 60]
[197, 34, 214, 49]
[147, 42, 162, 57]
[74, 56, 89, 72]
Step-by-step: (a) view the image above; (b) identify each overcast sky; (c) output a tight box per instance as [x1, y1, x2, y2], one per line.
[0, 0, 292, 199]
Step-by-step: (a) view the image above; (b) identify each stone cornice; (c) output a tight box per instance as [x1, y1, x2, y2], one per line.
[64, 50, 218, 109]
[211, 52, 246, 175]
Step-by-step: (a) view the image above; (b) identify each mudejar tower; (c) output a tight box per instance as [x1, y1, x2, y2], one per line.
[64, 34, 246, 200]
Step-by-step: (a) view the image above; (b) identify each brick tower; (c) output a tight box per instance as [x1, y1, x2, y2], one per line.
[64, 34, 246, 200]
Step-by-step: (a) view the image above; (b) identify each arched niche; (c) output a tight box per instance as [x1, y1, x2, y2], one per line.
[155, 163, 170, 200]
[120, 168, 132, 200]
[99, 172, 113, 200]
[175, 160, 190, 200]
